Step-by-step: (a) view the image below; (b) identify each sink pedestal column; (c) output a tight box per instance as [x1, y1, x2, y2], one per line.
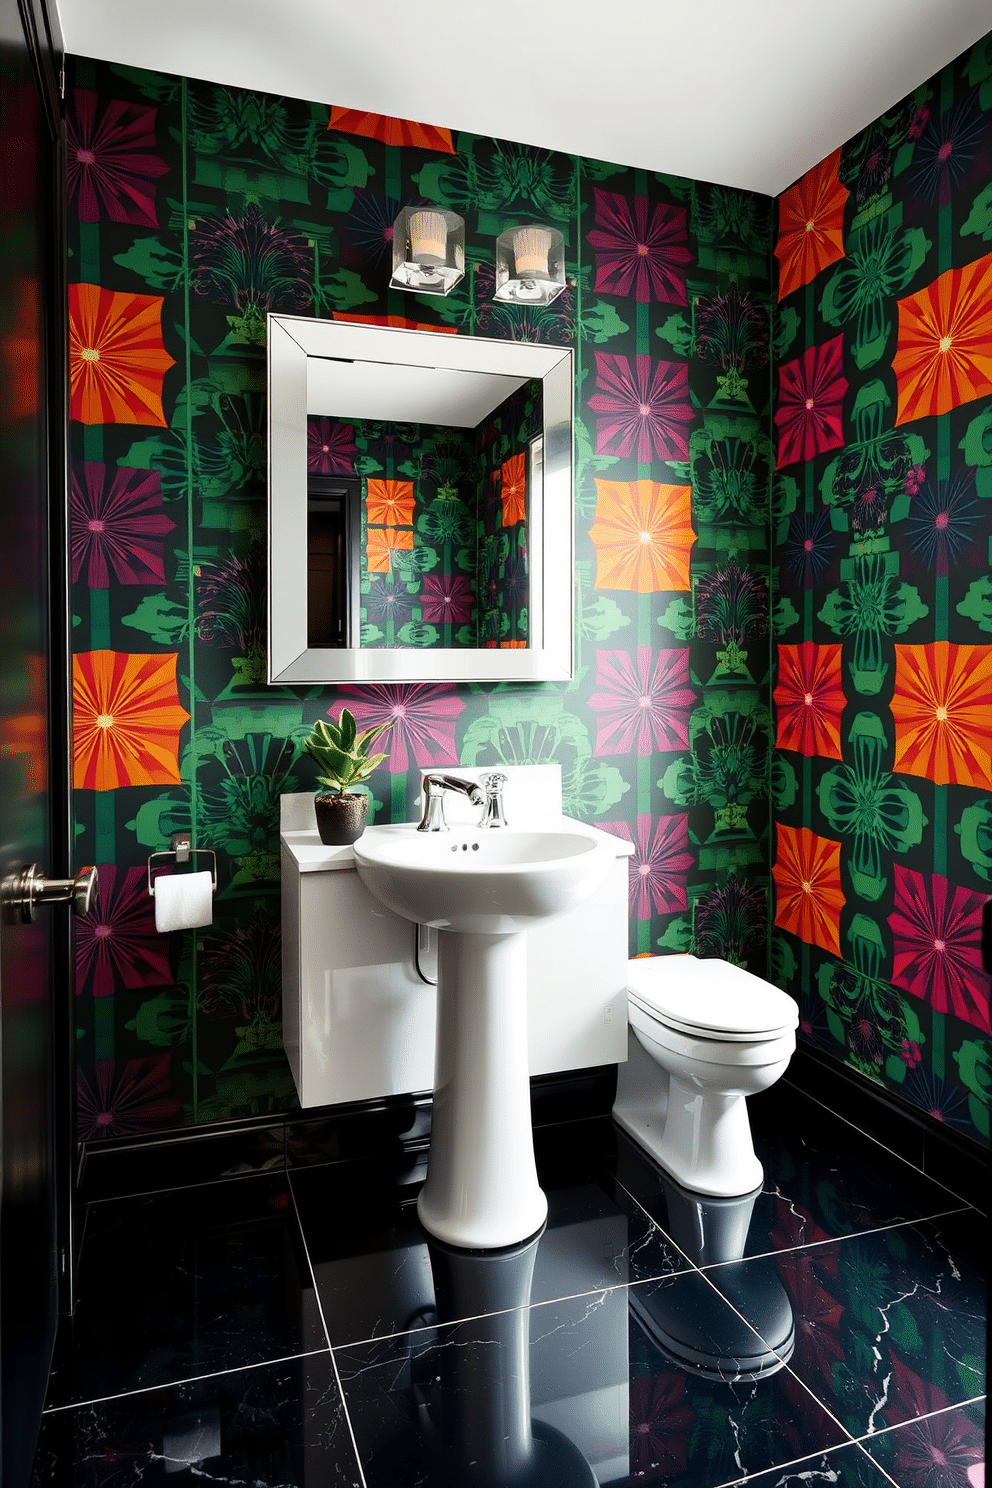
[418, 929, 548, 1250]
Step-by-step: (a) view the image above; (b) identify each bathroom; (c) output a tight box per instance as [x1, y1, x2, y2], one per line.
[0, 1, 989, 1483]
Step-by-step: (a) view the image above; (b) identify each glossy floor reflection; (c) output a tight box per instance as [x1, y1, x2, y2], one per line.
[34, 1083, 986, 1486]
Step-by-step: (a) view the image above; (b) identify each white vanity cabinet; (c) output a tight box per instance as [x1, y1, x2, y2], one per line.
[280, 807, 630, 1109]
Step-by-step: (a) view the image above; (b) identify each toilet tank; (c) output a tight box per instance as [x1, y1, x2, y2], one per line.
[280, 790, 631, 1108]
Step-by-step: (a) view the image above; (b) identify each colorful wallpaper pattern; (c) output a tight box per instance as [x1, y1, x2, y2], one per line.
[66, 36, 992, 1149]
[66, 56, 772, 1140]
[770, 35, 992, 1143]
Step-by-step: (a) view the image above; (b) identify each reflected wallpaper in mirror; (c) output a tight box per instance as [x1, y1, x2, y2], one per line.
[306, 377, 540, 653]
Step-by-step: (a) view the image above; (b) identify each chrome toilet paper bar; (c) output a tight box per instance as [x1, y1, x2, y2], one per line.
[147, 832, 218, 896]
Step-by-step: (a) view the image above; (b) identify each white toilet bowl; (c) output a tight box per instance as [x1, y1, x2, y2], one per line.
[613, 954, 798, 1197]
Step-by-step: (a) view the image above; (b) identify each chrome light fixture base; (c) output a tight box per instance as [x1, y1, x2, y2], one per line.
[494, 224, 566, 305]
[391, 205, 465, 296]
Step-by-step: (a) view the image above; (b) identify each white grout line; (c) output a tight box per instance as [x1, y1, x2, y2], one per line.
[690, 1262, 860, 1447]
[42, 1347, 331, 1414]
[287, 1169, 369, 1488]
[695, 1204, 976, 1269]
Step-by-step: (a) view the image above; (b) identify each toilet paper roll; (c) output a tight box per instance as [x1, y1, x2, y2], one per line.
[154, 870, 214, 933]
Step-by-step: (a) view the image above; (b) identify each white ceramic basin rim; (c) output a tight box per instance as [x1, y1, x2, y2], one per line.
[353, 821, 615, 934]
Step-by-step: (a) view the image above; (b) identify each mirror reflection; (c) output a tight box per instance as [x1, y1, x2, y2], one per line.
[266, 315, 573, 685]
[305, 376, 542, 654]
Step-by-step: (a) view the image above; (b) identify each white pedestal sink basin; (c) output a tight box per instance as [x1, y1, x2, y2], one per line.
[353, 820, 615, 1249]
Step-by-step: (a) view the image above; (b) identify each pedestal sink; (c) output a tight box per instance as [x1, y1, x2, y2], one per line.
[352, 821, 615, 1249]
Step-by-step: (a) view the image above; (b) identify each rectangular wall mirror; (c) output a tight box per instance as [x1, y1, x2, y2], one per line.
[267, 314, 574, 684]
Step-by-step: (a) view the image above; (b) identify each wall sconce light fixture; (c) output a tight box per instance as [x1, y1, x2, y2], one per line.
[494, 224, 566, 305]
[390, 206, 465, 296]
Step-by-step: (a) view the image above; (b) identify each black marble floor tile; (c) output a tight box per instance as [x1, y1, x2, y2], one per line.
[725, 1441, 897, 1486]
[858, 1398, 986, 1487]
[611, 1110, 971, 1270]
[48, 1173, 324, 1408]
[33, 1353, 362, 1487]
[292, 1155, 689, 1347]
[333, 1266, 851, 1488]
[703, 1215, 986, 1441]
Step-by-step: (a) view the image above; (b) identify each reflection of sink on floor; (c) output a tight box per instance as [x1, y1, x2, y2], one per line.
[420, 1233, 599, 1488]
[353, 821, 616, 1250]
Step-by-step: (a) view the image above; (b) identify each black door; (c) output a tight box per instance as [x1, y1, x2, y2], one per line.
[0, 0, 70, 1482]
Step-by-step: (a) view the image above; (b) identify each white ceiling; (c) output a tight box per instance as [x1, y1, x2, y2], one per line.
[56, 0, 992, 197]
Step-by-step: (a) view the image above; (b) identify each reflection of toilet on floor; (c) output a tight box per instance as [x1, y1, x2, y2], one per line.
[629, 1170, 796, 1381]
[614, 954, 799, 1198]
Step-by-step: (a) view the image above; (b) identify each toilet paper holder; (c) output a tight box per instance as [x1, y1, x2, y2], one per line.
[147, 832, 218, 897]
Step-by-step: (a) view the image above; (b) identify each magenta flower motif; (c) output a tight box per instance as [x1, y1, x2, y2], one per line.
[70, 462, 174, 589]
[588, 647, 694, 757]
[78, 1055, 181, 1140]
[888, 865, 990, 1034]
[66, 88, 169, 227]
[418, 574, 474, 627]
[334, 683, 465, 773]
[604, 813, 693, 919]
[588, 353, 692, 463]
[628, 1374, 694, 1479]
[75, 864, 174, 1000]
[586, 189, 691, 304]
[774, 336, 848, 470]
[308, 418, 357, 475]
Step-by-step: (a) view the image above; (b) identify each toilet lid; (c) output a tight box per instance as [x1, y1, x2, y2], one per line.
[628, 955, 799, 1038]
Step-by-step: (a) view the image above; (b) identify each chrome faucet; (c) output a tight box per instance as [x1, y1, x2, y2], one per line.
[478, 772, 508, 829]
[418, 774, 485, 832]
[417, 772, 510, 832]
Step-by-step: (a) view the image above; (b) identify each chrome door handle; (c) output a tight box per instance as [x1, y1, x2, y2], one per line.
[0, 865, 99, 925]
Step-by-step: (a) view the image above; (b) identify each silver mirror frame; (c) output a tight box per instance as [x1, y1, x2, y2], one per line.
[267, 313, 574, 684]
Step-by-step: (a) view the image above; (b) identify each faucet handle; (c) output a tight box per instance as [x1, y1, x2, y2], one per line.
[478, 772, 509, 829]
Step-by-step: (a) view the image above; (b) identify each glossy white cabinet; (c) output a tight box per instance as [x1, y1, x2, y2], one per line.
[281, 808, 630, 1109]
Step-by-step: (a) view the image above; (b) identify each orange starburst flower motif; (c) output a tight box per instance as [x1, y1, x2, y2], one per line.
[773, 824, 844, 957]
[892, 255, 992, 426]
[589, 478, 695, 593]
[73, 651, 190, 790]
[891, 642, 992, 787]
[1, 277, 39, 421]
[366, 526, 414, 575]
[366, 479, 415, 526]
[774, 643, 845, 760]
[6, 652, 47, 794]
[775, 149, 849, 301]
[328, 107, 455, 153]
[501, 454, 526, 527]
[69, 283, 175, 426]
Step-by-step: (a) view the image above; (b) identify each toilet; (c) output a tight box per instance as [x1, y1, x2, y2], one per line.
[613, 954, 799, 1197]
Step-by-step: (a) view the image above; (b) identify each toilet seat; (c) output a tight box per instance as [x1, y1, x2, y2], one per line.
[627, 955, 798, 1042]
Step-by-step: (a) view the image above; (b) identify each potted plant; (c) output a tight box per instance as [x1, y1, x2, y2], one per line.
[304, 708, 392, 846]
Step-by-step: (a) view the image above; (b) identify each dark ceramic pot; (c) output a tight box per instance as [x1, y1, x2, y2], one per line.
[314, 791, 368, 846]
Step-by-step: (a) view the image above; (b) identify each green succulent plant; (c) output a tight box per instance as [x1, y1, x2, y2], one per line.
[304, 709, 393, 795]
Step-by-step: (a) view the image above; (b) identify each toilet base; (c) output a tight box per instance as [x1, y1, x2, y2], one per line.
[614, 1032, 766, 1198]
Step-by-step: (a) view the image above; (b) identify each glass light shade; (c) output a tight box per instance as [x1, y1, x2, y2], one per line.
[494, 224, 566, 305]
[391, 206, 465, 296]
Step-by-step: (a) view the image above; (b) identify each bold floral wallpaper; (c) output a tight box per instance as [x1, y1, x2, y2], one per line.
[66, 31, 992, 1151]
[66, 56, 773, 1139]
[771, 33, 992, 1143]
